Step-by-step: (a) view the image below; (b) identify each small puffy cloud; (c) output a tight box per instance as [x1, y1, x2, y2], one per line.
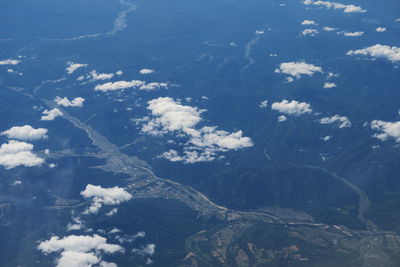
[275, 62, 322, 79]
[278, 115, 287, 122]
[0, 140, 44, 169]
[271, 100, 312, 116]
[1, 125, 48, 141]
[106, 208, 118, 217]
[55, 96, 85, 107]
[90, 71, 114, 81]
[139, 69, 154, 75]
[38, 234, 123, 267]
[319, 115, 351, 128]
[142, 97, 253, 163]
[41, 108, 63, 121]
[303, 0, 366, 13]
[189, 127, 253, 151]
[12, 180, 22, 186]
[142, 97, 203, 134]
[81, 184, 132, 214]
[376, 27, 387, 32]
[115, 70, 123, 75]
[66, 62, 87, 75]
[341, 31, 364, 37]
[301, 20, 317, 25]
[322, 26, 336, 31]
[323, 82, 337, 88]
[302, 29, 319, 36]
[322, 135, 332, 141]
[370, 120, 400, 142]
[347, 44, 400, 62]
[0, 59, 20, 65]
[259, 100, 268, 108]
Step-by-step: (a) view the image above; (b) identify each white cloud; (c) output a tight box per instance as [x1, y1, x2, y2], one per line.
[341, 31, 364, 37]
[370, 120, 400, 142]
[322, 26, 336, 31]
[323, 82, 337, 88]
[66, 62, 87, 75]
[142, 97, 253, 163]
[189, 127, 253, 151]
[55, 96, 85, 107]
[271, 100, 312, 116]
[303, 0, 366, 13]
[94, 80, 168, 92]
[67, 217, 84, 231]
[347, 44, 400, 62]
[81, 184, 132, 214]
[95, 80, 144, 91]
[0, 59, 20, 65]
[138, 82, 168, 90]
[90, 71, 114, 81]
[319, 115, 351, 128]
[132, 244, 156, 256]
[41, 108, 63, 121]
[286, 77, 294, 83]
[278, 115, 287, 122]
[115, 70, 123, 75]
[1, 125, 48, 141]
[0, 140, 44, 169]
[142, 97, 203, 134]
[106, 208, 118, 217]
[11, 180, 22, 186]
[322, 135, 332, 141]
[109, 228, 121, 234]
[38, 234, 123, 267]
[302, 29, 319, 36]
[139, 69, 154, 75]
[49, 163, 56, 168]
[259, 100, 268, 108]
[301, 20, 317, 25]
[376, 27, 387, 32]
[275, 62, 322, 79]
